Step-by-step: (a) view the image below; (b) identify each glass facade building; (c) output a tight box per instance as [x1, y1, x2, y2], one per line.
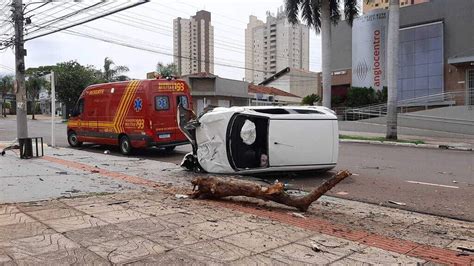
[398, 22, 443, 100]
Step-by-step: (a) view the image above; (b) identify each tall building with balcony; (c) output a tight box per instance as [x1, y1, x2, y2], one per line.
[173, 10, 214, 76]
[363, 0, 430, 14]
[245, 9, 309, 84]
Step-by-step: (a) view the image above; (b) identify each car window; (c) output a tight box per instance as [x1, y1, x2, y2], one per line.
[177, 95, 189, 108]
[291, 109, 323, 114]
[252, 108, 290, 114]
[155, 96, 169, 110]
[78, 99, 84, 114]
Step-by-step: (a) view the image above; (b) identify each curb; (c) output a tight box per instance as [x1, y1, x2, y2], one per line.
[340, 139, 473, 152]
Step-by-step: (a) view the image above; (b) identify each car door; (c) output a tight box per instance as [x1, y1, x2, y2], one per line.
[268, 119, 335, 166]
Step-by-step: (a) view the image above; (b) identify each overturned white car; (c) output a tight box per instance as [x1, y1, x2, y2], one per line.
[178, 105, 339, 174]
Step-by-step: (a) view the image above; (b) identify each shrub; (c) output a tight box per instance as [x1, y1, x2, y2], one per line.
[346, 87, 378, 107]
[301, 94, 321, 106]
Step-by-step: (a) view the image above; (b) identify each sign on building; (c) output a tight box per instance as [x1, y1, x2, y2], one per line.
[352, 10, 388, 90]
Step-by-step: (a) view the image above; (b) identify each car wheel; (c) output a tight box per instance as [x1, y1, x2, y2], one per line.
[119, 135, 132, 155]
[165, 146, 176, 152]
[67, 131, 82, 147]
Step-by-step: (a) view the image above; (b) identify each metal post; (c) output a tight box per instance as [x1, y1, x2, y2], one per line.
[51, 71, 55, 147]
[13, 0, 28, 139]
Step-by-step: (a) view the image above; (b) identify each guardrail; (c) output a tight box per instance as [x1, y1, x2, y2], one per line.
[336, 91, 467, 121]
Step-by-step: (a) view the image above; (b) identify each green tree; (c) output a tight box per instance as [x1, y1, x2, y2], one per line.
[346, 87, 377, 107]
[0, 75, 14, 117]
[54, 61, 102, 116]
[156, 62, 178, 78]
[25, 73, 49, 120]
[103, 57, 129, 82]
[286, 0, 359, 109]
[301, 93, 321, 105]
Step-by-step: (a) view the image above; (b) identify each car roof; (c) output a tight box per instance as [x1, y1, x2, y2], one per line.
[208, 106, 337, 120]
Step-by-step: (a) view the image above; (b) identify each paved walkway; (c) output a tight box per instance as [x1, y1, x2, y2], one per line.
[0, 146, 473, 264]
[2, 190, 472, 265]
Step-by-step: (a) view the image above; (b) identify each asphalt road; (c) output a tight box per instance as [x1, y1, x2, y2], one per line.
[1, 117, 473, 221]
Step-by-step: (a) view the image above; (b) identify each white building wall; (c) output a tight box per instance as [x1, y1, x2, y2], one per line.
[253, 27, 265, 84]
[209, 25, 214, 74]
[173, 11, 214, 76]
[245, 11, 309, 84]
[245, 16, 265, 82]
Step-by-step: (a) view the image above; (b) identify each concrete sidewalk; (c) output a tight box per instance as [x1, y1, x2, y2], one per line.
[339, 120, 474, 150]
[0, 146, 473, 264]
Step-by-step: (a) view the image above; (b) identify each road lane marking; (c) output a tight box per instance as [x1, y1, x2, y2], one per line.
[406, 180, 459, 189]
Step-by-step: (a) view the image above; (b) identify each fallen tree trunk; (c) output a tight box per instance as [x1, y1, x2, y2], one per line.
[191, 170, 351, 212]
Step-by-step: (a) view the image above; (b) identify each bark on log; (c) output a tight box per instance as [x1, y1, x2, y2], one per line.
[191, 170, 351, 212]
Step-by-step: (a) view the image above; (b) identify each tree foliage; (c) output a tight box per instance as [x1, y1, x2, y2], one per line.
[54, 61, 102, 112]
[103, 57, 129, 82]
[156, 62, 178, 78]
[301, 93, 321, 105]
[1, 75, 14, 117]
[346, 87, 387, 107]
[285, 0, 359, 31]
[0, 75, 14, 96]
[25, 72, 49, 119]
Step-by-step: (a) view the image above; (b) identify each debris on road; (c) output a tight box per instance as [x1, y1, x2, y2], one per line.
[388, 200, 407, 206]
[457, 246, 474, 253]
[104, 150, 111, 154]
[56, 171, 68, 175]
[107, 200, 129, 206]
[291, 212, 307, 219]
[310, 242, 321, 252]
[336, 191, 349, 195]
[190, 170, 351, 212]
[452, 180, 458, 183]
[175, 194, 189, 199]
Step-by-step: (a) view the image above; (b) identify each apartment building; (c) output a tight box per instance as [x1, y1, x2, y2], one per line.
[363, 0, 429, 13]
[245, 9, 309, 84]
[173, 10, 214, 76]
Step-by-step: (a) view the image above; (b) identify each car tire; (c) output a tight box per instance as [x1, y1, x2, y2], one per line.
[67, 131, 82, 147]
[119, 135, 132, 155]
[165, 146, 176, 152]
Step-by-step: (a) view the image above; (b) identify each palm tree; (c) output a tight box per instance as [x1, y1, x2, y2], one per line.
[103, 57, 130, 82]
[0, 75, 14, 117]
[156, 62, 178, 78]
[385, 0, 400, 140]
[285, 0, 359, 109]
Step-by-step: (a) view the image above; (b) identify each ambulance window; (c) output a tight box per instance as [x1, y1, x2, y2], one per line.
[155, 96, 169, 110]
[78, 99, 84, 114]
[177, 95, 188, 108]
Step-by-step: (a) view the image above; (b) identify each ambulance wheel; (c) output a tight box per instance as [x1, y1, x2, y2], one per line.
[165, 146, 176, 152]
[119, 135, 132, 155]
[67, 131, 82, 147]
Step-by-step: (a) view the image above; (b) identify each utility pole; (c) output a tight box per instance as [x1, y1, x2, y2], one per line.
[13, 0, 28, 139]
[50, 71, 55, 147]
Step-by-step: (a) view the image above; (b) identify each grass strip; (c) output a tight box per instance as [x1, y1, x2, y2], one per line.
[340, 134, 425, 145]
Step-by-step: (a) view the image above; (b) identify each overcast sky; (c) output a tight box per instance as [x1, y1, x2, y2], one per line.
[0, 0, 322, 80]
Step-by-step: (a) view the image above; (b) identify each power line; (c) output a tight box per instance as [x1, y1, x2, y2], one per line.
[24, 2, 109, 38]
[24, 1, 149, 42]
[36, 22, 319, 80]
[23, 2, 49, 15]
[73, 3, 320, 68]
